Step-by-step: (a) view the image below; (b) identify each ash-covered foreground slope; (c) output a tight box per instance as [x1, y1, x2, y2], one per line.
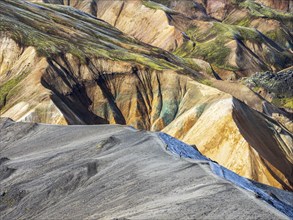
[0, 118, 292, 219]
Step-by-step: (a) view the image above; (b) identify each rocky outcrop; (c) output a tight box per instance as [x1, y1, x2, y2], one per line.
[255, 0, 293, 12]
[245, 69, 293, 111]
[96, 0, 184, 51]
[205, 0, 230, 20]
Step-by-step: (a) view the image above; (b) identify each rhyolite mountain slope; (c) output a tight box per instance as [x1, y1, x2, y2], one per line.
[30, 0, 293, 110]
[31, 0, 293, 79]
[0, 118, 293, 219]
[0, 0, 292, 191]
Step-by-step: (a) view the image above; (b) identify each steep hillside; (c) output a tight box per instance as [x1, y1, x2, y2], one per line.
[151, 0, 293, 79]
[0, 0, 292, 190]
[29, 0, 293, 111]
[31, 0, 293, 79]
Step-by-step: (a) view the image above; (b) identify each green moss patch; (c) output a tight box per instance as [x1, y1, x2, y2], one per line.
[239, 0, 293, 28]
[0, 73, 27, 110]
[272, 97, 293, 110]
[142, 0, 177, 14]
[174, 22, 265, 71]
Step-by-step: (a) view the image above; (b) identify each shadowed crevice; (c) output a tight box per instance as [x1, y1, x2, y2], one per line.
[231, 98, 293, 190]
[41, 56, 109, 125]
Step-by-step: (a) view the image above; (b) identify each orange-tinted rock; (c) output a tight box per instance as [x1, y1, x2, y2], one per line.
[255, 0, 293, 12]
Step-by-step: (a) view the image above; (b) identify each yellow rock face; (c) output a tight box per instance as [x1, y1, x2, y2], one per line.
[176, 98, 292, 190]
[0, 38, 65, 124]
[30, 0, 183, 51]
[96, 0, 183, 51]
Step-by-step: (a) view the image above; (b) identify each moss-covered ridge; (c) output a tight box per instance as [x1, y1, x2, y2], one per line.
[177, 22, 273, 66]
[0, 0, 200, 75]
[141, 0, 292, 76]
[174, 20, 292, 76]
[239, 0, 293, 26]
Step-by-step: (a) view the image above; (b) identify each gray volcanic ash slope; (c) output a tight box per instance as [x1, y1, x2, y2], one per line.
[0, 118, 292, 219]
